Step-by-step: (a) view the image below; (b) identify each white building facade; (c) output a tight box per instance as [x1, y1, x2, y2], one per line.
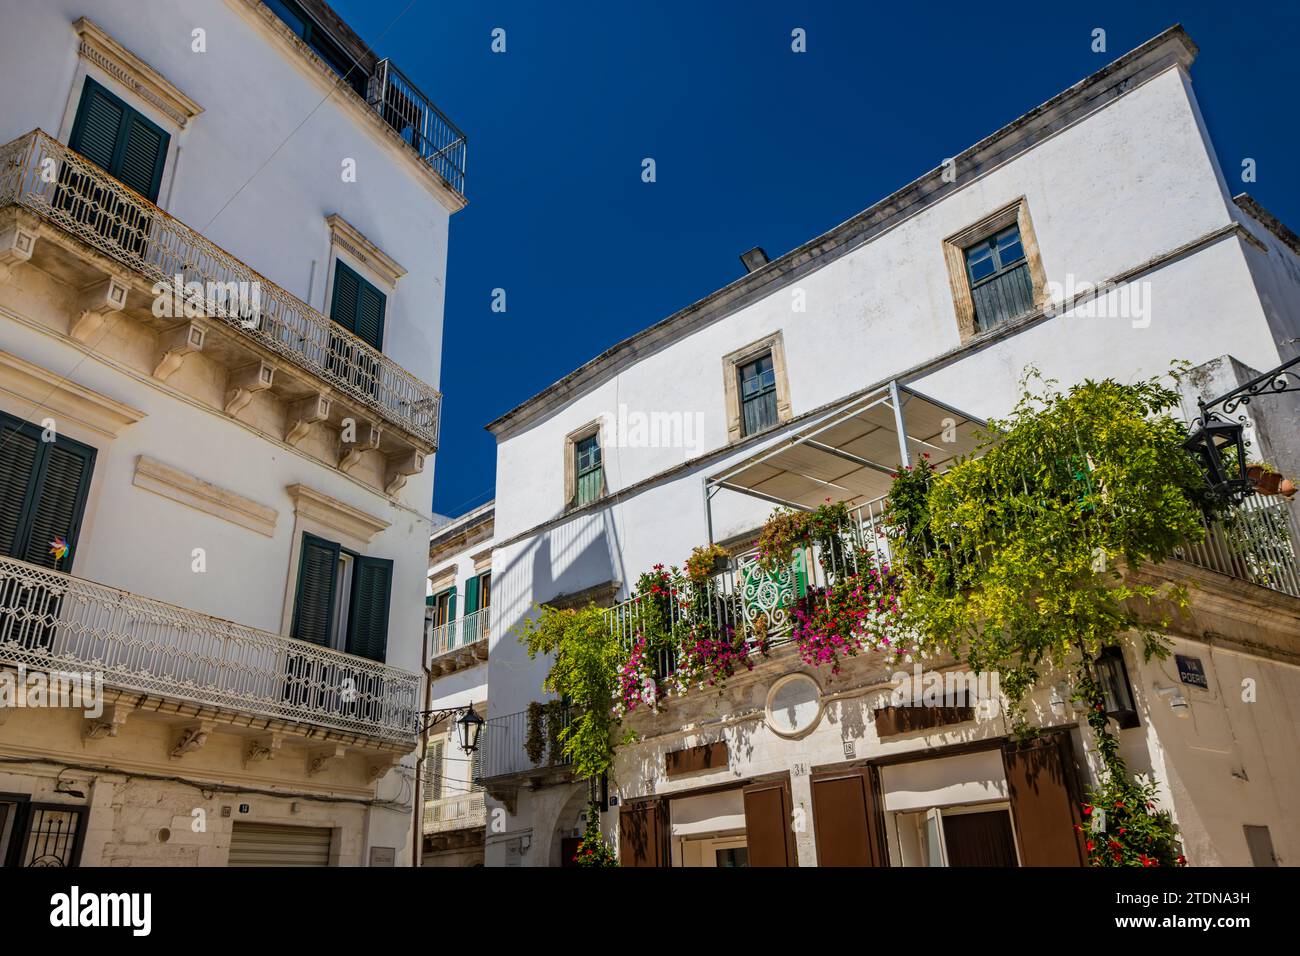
[481, 28, 1300, 867]
[0, 0, 464, 865]
[420, 503, 492, 866]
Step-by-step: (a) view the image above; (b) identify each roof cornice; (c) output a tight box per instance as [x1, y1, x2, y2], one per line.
[485, 25, 1197, 438]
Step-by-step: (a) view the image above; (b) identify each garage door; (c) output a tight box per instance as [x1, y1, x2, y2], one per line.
[228, 823, 333, 867]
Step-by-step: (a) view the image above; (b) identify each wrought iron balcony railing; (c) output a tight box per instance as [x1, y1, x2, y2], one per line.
[0, 554, 421, 743]
[426, 606, 489, 659]
[479, 705, 572, 779]
[0, 130, 441, 448]
[422, 790, 486, 835]
[603, 492, 1300, 685]
[368, 59, 467, 197]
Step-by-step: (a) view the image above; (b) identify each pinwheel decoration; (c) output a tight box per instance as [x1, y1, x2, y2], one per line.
[49, 535, 69, 565]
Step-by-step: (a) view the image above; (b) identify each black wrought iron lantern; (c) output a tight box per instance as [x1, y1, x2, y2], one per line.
[456, 703, 484, 754]
[1183, 413, 1249, 499]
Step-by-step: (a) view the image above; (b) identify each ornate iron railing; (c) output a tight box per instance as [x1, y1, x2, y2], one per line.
[479, 705, 571, 779]
[0, 130, 441, 448]
[368, 60, 467, 196]
[602, 490, 1300, 684]
[426, 606, 490, 659]
[422, 791, 486, 835]
[0, 554, 421, 742]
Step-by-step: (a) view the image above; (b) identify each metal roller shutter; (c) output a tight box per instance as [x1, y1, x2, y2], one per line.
[228, 823, 333, 867]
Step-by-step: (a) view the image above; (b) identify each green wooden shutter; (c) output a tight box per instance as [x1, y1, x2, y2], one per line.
[68, 77, 169, 203]
[353, 280, 386, 350]
[464, 576, 480, 615]
[0, 419, 41, 557]
[20, 442, 95, 569]
[0, 413, 95, 568]
[291, 534, 340, 647]
[447, 588, 457, 621]
[329, 260, 386, 351]
[329, 261, 360, 334]
[345, 555, 393, 662]
[68, 80, 124, 172]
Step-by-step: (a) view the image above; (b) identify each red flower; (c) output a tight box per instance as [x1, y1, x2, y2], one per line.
[1086, 840, 1094, 852]
[1082, 806, 1092, 816]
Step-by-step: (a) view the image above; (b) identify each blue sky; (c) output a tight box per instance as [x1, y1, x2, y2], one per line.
[330, 0, 1300, 517]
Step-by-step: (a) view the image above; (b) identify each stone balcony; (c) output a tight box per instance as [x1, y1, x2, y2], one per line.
[0, 129, 438, 498]
[0, 553, 421, 750]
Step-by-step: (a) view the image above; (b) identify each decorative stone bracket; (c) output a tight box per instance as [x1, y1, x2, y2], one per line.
[308, 743, 348, 776]
[367, 754, 401, 783]
[170, 720, 215, 759]
[339, 421, 381, 474]
[245, 732, 283, 766]
[285, 393, 331, 447]
[70, 275, 130, 343]
[224, 360, 276, 417]
[0, 221, 38, 282]
[153, 322, 206, 381]
[84, 703, 132, 741]
[384, 449, 425, 497]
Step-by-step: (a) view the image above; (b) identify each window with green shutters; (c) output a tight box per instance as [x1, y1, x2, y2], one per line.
[964, 224, 1032, 332]
[738, 353, 779, 436]
[0, 413, 96, 654]
[573, 433, 603, 507]
[59, 77, 171, 261]
[0, 413, 96, 569]
[68, 77, 170, 202]
[327, 260, 386, 397]
[290, 532, 393, 663]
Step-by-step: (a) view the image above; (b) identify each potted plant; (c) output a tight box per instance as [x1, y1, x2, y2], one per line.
[1247, 462, 1282, 495]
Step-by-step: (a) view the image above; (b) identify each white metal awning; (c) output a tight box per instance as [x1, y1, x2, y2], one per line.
[704, 381, 985, 537]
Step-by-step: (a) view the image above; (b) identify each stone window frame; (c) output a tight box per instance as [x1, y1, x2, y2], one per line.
[722, 331, 793, 443]
[563, 418, 607, 510]
[941, 197, 1048, 343]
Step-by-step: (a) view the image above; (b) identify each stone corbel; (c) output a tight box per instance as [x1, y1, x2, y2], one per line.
[367, 755, 401, 784]
[384, 449, 425, 497]
[153, 322, 206, 381]
[0, 221, 38, 282]
[339, 421, 381, 474]
[285, 393, 331, 446]
[84, 703, 132, 741]
[245, 732, 283, 766]
[170, 720, 214, 759]
[70, 275, 130, 343]
[308, 743, 347, 776]
[224, 360, 275, 417]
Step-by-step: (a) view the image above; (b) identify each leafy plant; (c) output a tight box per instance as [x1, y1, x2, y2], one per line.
[572, 800, 617, 867]
[517, 604, 623, 779]
[685, 543, 729, 584]
[791, 555, 912, 674]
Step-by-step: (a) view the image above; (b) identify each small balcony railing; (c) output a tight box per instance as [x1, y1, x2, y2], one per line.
[426, 606, 489, 659]
[0, 130, 441, 448]
[0, 554, 421, 743]
[422, 790, 486, 835]
[603, 492, 1300, 684]
[479, 705, 571, 779]
[368, 59, 467, 197]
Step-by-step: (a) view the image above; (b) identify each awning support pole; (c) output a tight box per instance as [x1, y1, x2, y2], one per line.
[889, 380, 911, 469]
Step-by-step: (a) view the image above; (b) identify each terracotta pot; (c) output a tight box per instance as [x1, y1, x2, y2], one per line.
[1256, 471, 1283, 496]
[1246, 465, 1266, 483]
[1280, 478, 1297, 498]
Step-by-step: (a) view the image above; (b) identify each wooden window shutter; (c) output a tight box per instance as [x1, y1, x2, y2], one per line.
[329, 261, 361, 335]
[69, 77, 169, 202]
[463, 575, 480, 615]
[742, 777, 798, 867]
[354, 279, 386, 351]
[345, 555, 393, 662]
[0, 413, 95, 567]
[810, 766, 889, 867]
[1001, 732, 1087, 866]
[618, 798, 668, 867]
[291, 534, 340, 647]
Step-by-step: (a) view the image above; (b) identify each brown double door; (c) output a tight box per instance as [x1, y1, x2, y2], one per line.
[809, 732, 1087, 867]
[618, 776, 799, 867]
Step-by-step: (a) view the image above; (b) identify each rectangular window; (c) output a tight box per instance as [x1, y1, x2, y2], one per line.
[426, 740, 444, 801]
[290, 532, 393, 663]
[738, 353, 779, 436]
[265, 0, 368, 97]
[0, 413, 95, 568]
[964, 224, 1032, 331]
[574, 433, 603, 507]
[329, 260, 387, 351]
[67, 77, 170, 203]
